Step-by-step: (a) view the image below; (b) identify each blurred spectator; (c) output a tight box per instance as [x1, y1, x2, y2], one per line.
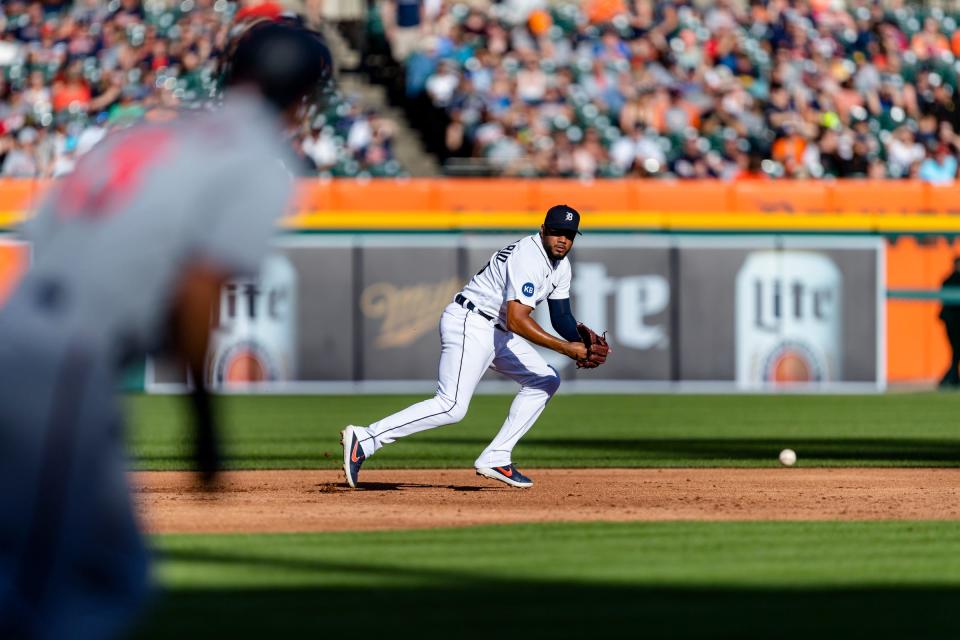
[912, 17, 950, 61]
[426, 60, 460, 107]
[2, 127, 40, 176]
[610, 126, 666, 174]
[919, 145, 959, 184]
[886, 126, 925, 178]
[381, 0, 423, 63]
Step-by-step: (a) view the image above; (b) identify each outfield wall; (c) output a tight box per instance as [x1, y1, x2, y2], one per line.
[142, 234, 884, 393]
[5, 178, 960, 232]
[0, 178, 956, 386]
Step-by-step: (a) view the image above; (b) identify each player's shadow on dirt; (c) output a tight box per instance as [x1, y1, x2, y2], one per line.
[314, 482, 496, 492]
[416, 436, 960, 464]
[135, 549, 960, 639]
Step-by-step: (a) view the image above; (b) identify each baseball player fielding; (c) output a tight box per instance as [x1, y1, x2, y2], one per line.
[341, 205, 609, 489]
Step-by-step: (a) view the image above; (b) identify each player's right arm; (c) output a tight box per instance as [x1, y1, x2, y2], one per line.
[170, 260, 229, 486]
[175, 151, 292, 486]
[506, 300, 587, 361]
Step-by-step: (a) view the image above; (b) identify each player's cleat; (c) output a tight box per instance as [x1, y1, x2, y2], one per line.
[476, 464, 534, 488]
[340, 426, 366, 488]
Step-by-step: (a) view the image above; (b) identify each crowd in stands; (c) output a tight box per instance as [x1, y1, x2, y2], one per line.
[10, 0, 960, 181]
[0, 0, 403, 178]
[378, 0, 960, 180]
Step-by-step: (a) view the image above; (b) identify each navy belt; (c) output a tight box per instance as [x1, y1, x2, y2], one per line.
[455, 294, 495, 321]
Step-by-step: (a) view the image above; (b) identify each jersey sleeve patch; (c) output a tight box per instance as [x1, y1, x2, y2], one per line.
[521, 282, 535, 297]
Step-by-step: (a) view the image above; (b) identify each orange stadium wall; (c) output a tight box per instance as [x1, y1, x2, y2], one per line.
[887, 237, 958, 383]
[290, 179, 956, 215]
[1, 178, 959, 384]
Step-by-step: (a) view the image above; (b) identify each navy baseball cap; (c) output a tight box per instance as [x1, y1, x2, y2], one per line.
[544, 204, 582, 235]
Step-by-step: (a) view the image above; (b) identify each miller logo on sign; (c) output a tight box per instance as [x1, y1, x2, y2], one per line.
[735, 251, 842, 387]
[206, 254, 298, 387]
[361, 277, 461, 348]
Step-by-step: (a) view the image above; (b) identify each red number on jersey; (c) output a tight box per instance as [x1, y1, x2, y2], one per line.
[58, 128, 175, 219]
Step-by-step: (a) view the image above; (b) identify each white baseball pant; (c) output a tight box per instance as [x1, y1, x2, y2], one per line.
[356, 302, 561, 468]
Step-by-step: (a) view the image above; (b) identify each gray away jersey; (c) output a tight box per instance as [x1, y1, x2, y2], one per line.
[14, 92, 295, 364]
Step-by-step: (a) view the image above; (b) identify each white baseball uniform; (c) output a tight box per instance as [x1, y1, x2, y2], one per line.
[355, 232, 572, 468]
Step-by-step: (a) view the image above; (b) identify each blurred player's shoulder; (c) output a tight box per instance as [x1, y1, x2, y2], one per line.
[87, 99, 290, 182]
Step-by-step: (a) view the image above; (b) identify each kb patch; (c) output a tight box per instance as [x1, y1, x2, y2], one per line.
[522, 283, 535, 297]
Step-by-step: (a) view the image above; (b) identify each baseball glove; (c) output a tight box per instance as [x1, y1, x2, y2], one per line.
[576, 322, 610, 369]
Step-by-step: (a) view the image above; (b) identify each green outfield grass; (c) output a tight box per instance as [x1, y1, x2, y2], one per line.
[130, 394, 960, 638]
[126, 392, 960, 469]
[135, 521, 960, 639]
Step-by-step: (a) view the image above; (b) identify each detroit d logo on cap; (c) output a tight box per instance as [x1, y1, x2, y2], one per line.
[565, 212, 573, 221]
[522, 282, 535, 297]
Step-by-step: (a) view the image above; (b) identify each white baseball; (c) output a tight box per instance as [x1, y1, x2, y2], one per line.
[779, 449, 797, 466]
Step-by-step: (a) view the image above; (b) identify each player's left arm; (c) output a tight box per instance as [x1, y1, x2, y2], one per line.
[544, 261, 580, 340]
[543, 262, 609, 368]
[547, 297, 581, 341]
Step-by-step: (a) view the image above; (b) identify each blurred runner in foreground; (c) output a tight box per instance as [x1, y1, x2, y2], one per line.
[0, 18, 332, 639]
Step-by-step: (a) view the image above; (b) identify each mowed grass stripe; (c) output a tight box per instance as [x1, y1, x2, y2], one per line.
[126, 393, 960, 470]
[136, 520, 960, 639]
[151, 520, 960, 586]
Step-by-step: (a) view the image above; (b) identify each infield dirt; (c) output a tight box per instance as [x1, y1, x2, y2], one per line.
[136, 468, 960, 534]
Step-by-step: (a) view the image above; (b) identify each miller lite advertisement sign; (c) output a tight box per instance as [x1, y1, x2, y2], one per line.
[735, 252, 842, 386]
[145, 235, 882, 392]
[206, 253, 298, 388]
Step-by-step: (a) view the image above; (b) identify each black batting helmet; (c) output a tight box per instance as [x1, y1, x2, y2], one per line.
[221, 18, 334, 113]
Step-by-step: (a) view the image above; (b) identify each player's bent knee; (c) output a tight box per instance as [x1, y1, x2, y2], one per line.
[445, 401, 470, 423]
[540, 367, 562, 396]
